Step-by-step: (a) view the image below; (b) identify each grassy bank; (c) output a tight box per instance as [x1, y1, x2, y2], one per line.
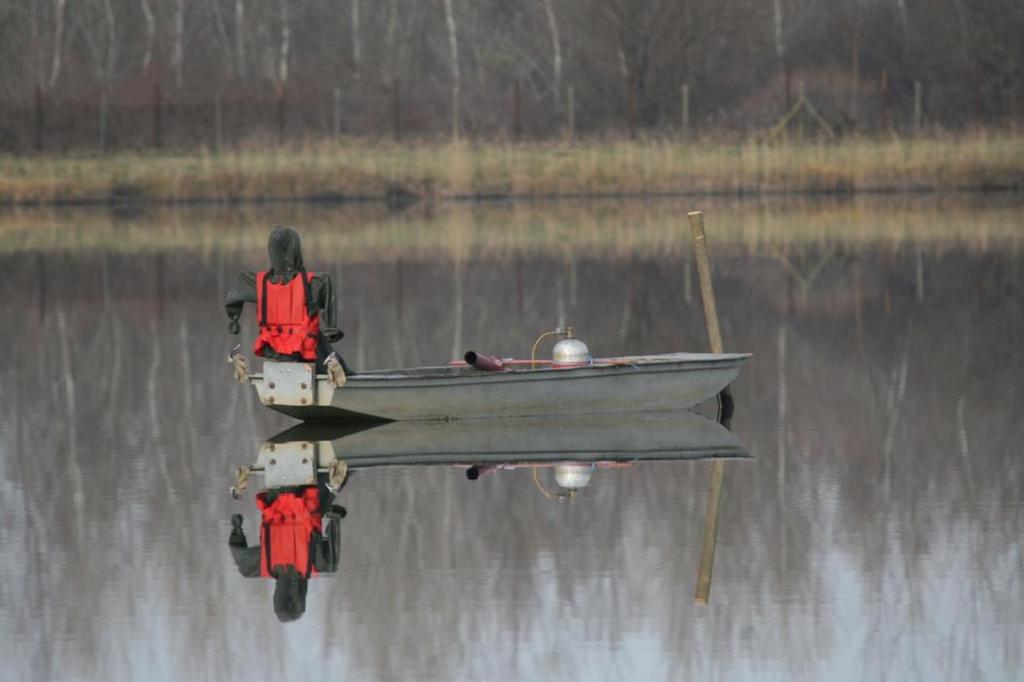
[3, 195, 1020, 257]
[1, 133, 1022, 205]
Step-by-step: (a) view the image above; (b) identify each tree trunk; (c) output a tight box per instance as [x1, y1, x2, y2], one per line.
[30, 0, 40, 86]
[351, 0, 362, 81]
[894, 0, 909, 40]
[103, 0, 117, 79]
[139, 0, 154, 74]
[48, 0, 67, 88]
[235, 0, 245, 78]
[278, 0, 290, 85]
[385, 0, 398, 83]
[443, 0, 460, 138]
[541, 0, 562, 105]
[772, 0, 787, 108]
[99, 88, 109, 150]
[210, 0, 234, 77]
[850, 4, 862, 122]
[172, 0, 185, 88]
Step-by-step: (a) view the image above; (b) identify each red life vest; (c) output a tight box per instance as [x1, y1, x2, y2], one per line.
[256, 487, 323, 578]
[253, 270, 320, 361]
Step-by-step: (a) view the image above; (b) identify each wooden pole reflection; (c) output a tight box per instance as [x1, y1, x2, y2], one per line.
[688, 211, 729, 605]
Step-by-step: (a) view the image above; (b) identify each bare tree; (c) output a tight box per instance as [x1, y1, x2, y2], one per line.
[139, 0, 154, 74]
[171, 0, 185, 88]
[234, 0, 245, 78]
[443, 0, 460, 137]
[0, 0, 1021, 147]
[48, 0, 68, 88]
[894, 0, 909, 40]
[351, 0, 362, 81]
[74, 0, 119, 148]
[278, 0, 290, 86]
[772, 0, 786, 103]
[540, 0, 562, 105]
[25, 0, 68, 90]
[381, 0, 419, 87]
[209, 0, 235, 77]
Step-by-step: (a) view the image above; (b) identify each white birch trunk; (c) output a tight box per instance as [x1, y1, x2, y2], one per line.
[385, 0, 398, 84]
[172, 0, 185, 88]
[139, 0, 154, 73]
[894, 0, 909, 39]
[210, 0, 234, 76]
[48, 0, 67, 88]
[103, 0, 116, 78]
[278, 0, 290, 85]
[772, 0, 785, 76]
[99, 0, 116, 150]
[443, 0, 460, 137]
[31, 0, 41, 86]
[850, 3, 862, 120]
[351, 0, 361, 80]
[235, 0, 245, 77]
[99, 89, 109, 149]
[541, 0, 562, 105]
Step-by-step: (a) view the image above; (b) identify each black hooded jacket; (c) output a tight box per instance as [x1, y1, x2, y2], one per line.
[225, 226, 343, 344]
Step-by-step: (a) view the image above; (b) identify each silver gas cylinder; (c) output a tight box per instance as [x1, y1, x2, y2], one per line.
[554, 463, 595, 489]
[551, 336, 592, 367]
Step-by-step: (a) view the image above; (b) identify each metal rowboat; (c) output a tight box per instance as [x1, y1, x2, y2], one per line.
[250, 352, 751, 423]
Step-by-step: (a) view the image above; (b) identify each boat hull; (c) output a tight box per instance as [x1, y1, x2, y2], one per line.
[251, 352, 751, 423]
[269, 409, 748, 469]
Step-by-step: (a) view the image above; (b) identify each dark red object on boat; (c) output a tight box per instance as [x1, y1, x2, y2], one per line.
[464, 351, 506, 371]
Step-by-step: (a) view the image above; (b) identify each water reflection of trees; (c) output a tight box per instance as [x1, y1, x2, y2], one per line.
[1, 240, 1020, 679]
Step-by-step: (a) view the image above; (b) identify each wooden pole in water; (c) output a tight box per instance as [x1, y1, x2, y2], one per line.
[689, 211, 723, 355]
[688, 210, 727, 605]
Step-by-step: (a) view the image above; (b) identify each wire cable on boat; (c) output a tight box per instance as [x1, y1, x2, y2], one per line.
[530, 327, 573, 368]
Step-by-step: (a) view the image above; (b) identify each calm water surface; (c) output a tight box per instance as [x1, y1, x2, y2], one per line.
[1, 197, 1021, 681]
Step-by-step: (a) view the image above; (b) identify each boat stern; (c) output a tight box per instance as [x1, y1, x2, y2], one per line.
[251, 360, 337, 408]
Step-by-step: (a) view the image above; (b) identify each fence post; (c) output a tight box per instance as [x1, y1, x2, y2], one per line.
[333, 87, 342, 137]
[1012, 83, 1019, 137]
[512, 76, 522, 140]
[99, 88, 109, 152]
[34, 85, 44, 152]
[626, 75, 637, 138]
[784, 67, 792, 112]
[152, 82, 163, 149]
[392, 80, 402, 142]
[681, 83, 690, 141]
[913, 80, 922, 135]
[214, 92, 223, 151]
[276, 85, 287, 145]
[879, 68, 890, 133]
[567, 85, 575, 144]
[798, 81, 806, 140]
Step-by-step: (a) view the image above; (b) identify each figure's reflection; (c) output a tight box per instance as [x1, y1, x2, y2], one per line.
[228, 465, 348, 622]
[230, 406, 746, 618]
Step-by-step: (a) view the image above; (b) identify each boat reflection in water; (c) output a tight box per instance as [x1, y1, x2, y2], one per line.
[229, 406, 745, 621]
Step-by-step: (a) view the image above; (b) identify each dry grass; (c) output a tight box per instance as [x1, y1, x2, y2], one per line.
[2, 194, 1020, 258]
[0, 132, 1022, 205]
